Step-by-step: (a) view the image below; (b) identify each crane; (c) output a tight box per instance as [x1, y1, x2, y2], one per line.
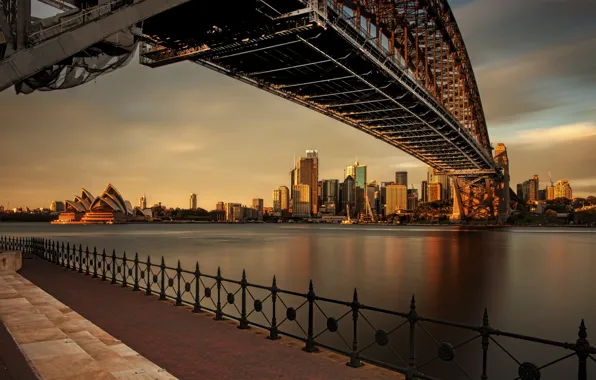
[548, 171, 554, 187]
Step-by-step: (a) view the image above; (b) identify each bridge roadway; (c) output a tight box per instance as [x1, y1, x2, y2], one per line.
[0, 0, 500, 178]
[14, 256, 404, 379]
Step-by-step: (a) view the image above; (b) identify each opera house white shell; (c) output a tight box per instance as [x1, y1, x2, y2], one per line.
[54, 184, 149, 224]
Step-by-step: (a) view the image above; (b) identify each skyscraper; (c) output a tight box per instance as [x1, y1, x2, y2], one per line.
[252, 198, 264, 213]
[321, 179, 339, 206]
[292, 184, 311, 217]
[421, 181, 428, 203]
[342, 175, 356, 216]
[407, 189, 418, 211]
[278, 186, 290, 211]
[293, 154, 318, 215]
[273, 189, 282, 212]
[306, 150, 319, 212]
[428, 183, 442, 202]
[428, 167, 450, 200]
[189, 193, 197, 210]
[385, 184, 407, 214]
[139, 196, 147, 209]
[395, 172, 408, 186]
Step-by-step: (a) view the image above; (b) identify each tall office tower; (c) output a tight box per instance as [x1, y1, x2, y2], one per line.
[342, 175, 356, 216]
[50, 201, 65, 212]
[216, 201, 225, 211]
[292, 184, 311, 217]
[395, 171, 408, 186]
[273, 189, 282, 212]
[524, 177, 538, 202]
[428, 182, 442, 202]
[225, 202, 242, 221]
[290, 168, 296, 200]
[546, 185, 555, 201]
[294, 156, 318, 215]
[407, 189, 418, 211]
[533, 175, 540, 201]
[385, 184, 407, 214]
[517, 184, 523, 200]
[139, 196, 147, 209]
[428, 166, 450, 200]
[278, 186, 290, 211]
[554, 180, 573, 199]
[252, 198, 264, 213]
[321, 179, 340, 206]
[306, 150, 319, 211]
[189, 193, 197, 210]
[346, 161, 367, 188]
[421, 180, 428, 203]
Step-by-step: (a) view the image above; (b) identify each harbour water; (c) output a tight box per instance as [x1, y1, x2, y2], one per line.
[2, 222, 595, 378]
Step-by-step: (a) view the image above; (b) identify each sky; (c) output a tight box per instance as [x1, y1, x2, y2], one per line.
[1, 0, 595, 209]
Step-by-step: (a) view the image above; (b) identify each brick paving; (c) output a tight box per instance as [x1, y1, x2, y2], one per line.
[19, 257, 403, 380]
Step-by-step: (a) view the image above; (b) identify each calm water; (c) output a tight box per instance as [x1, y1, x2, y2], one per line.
[2, 222, 595, 378]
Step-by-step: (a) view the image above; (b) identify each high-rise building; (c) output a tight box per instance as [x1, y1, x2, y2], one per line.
[273, 189, 282, 212]
[50, 201, 65, 212]
[252, 198, 264, 213]
[407, 189, 418, 211]
[522, 176, 539, 202]
[421, 181, 428, 203]
[293, 154, 318, 215]
[554, 180, 572, 199]
[395, 172, 408, 186]
[346, 161, 367, 188]
[342, 176, 356, 216]
[385, 184, 407, 214]
[278, 186, 290, 211]
[321, 179, 340, 206]
[546, 185, 555, 201]
[428, 167, 450, 200]
[366, 181, 379, 215]
[428, 182, 442, 202]
[292, 184, 311, 217]
[139, 196, 147, 209]
[189, 193, 197, 210]
[216, 201, 225, 211]
[225, 203, 242, 221]
[533, 175, 540, 200]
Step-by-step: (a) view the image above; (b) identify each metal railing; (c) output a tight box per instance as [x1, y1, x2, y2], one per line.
[2, 235, 594, 380]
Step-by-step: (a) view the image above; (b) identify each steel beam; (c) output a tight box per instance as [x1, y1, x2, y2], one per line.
[0, 0, 191, 92]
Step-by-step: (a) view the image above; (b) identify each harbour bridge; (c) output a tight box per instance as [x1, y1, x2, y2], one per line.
[0, 0, 511, 222]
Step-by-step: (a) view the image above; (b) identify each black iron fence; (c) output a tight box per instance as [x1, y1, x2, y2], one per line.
[2, 236, 595, 380]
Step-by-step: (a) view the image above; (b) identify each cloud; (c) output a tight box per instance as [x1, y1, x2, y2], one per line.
[496, 123, 596, 147]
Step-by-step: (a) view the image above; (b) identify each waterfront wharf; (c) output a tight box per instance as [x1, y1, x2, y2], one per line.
[14, 256, 403, 379]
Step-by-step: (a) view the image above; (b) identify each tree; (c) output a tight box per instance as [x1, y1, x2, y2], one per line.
[586, 196, 596, 206]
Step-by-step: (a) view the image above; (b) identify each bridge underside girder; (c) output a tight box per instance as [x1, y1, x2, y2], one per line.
[140, 0, 498, 175]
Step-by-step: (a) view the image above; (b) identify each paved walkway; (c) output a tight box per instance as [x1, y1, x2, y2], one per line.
[0, 269, 175, 380]
[18, 257, 403, 380]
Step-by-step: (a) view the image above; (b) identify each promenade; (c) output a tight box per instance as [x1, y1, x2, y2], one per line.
[12, 256, 402, 379]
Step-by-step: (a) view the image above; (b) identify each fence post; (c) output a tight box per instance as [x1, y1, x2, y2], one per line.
[175, 260, 182, 306]
[85, 246, 90, 275]
[268, 276, 280, 340]
[303, 280, 318, 352]
[111, 250, 117, 284]
[406, 295, 418, 380]
[101, 249, 107, 281]
[192, 262, 201, 313]
[133, 253, 140, 291]
[145, 256, 152, 296]
[238, 269, 249, 329]
[577, 319, 589, 380]
[72, 244, 78, 272]
[481, 309, 490, 380]
[66, 243, 70, 269]
[78, 245, 83, 273]
[214, 267, 223, 320]
[348, 288, 363, 367]
[121, 252, 128, 288]
[60, 243, 65, 267]
[159, 257, 166, 300]
[92, 248, 98, 278]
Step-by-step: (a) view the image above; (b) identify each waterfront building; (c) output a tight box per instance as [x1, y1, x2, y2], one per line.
[139, 196, 147, 209]
[341, 176, 356, 217]
[522, 176, 539, 202]
[554, 180, 573, 199]
[272, 189, 281, 213]
[50, 201, 65, 213]
[216, 201, 225, 211]
[278, 186, 289, 211]
[421, 181, 428, 203]
[395, 172, 408, 186]
[225, 203, 242, 221]
[252, 198, 263, 213]
[292, 184, 311, 218]
[385, 184, 407, 215]
[321, 179, 339, 207]
[190, 193, 197, 210]
[407, 189, 418, 211]
[55, 184, 149, 224]
[428, 182, 442, 202]
[293, 154, 318, 215]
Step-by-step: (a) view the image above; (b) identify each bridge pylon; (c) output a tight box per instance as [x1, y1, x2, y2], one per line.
[450, 143, 511, 224]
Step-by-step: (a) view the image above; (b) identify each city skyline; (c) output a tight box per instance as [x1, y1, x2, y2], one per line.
[1, 0, 595, 209]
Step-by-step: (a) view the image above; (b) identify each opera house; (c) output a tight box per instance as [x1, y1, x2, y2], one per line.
[52, 184, 151, 224]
